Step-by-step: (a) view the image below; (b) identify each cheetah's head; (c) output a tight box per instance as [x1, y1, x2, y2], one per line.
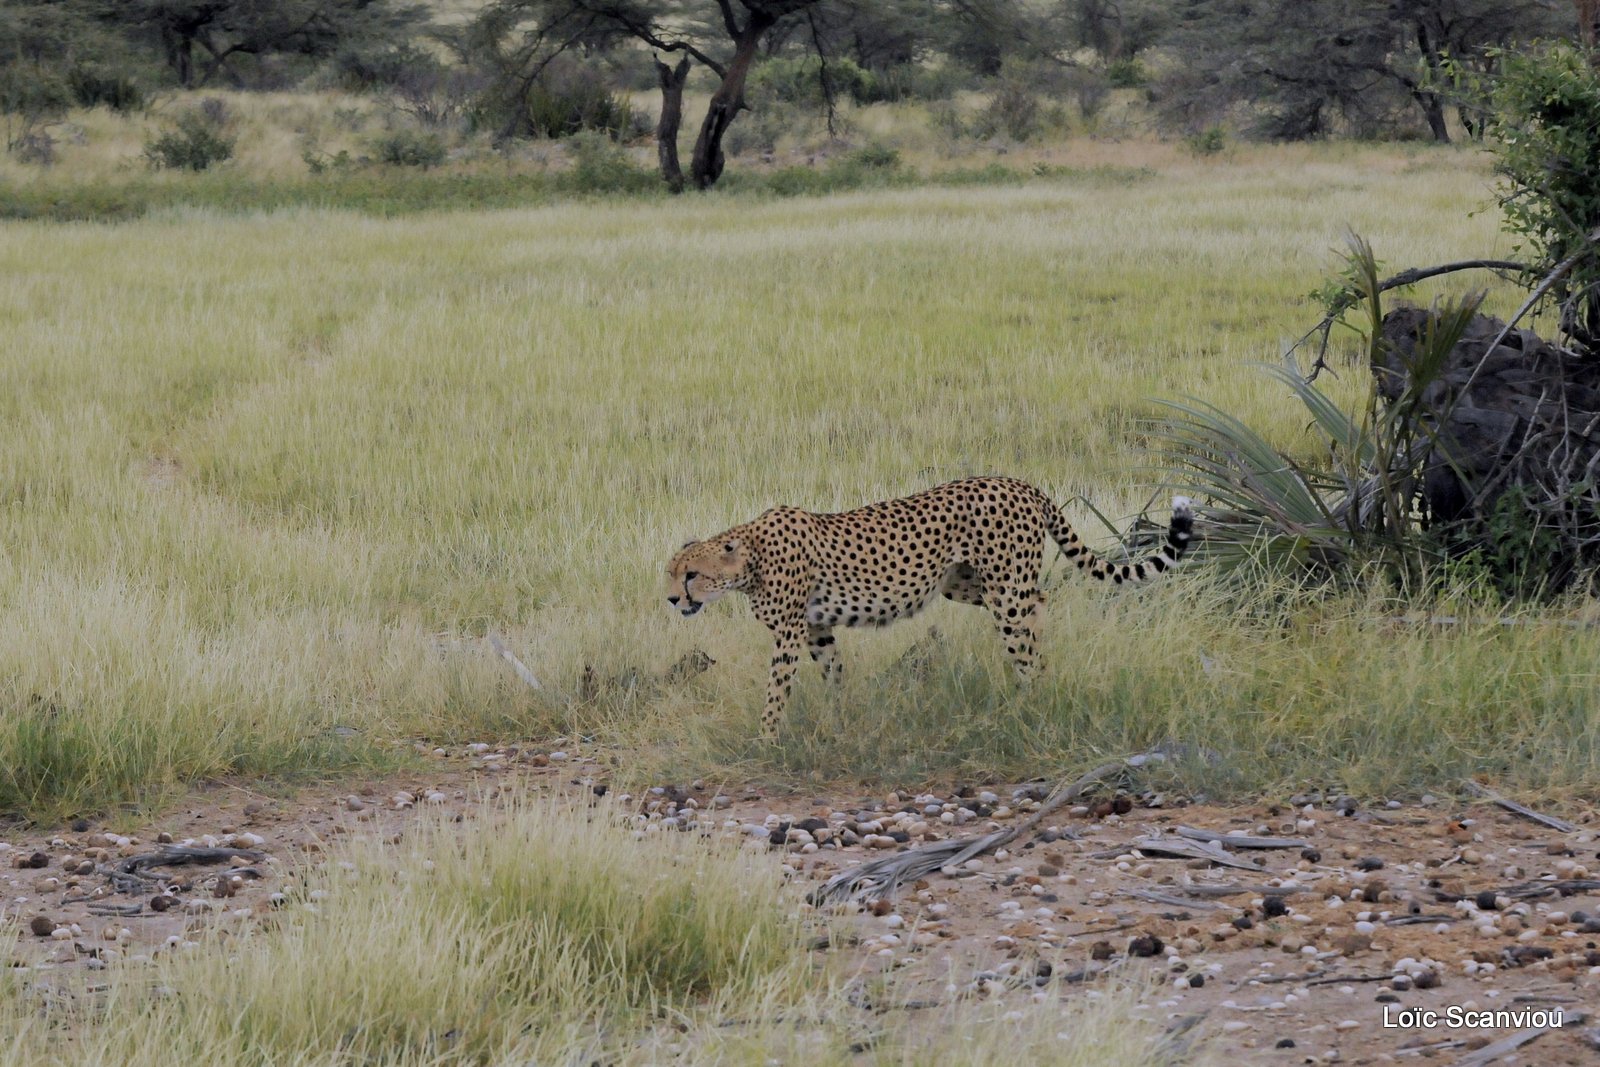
[665, 536, 750, 617]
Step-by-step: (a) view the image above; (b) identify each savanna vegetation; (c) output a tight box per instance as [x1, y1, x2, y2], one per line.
[4, 3, 1600, 1063]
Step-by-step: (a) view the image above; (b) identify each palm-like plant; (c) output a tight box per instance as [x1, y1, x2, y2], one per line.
[1146, 236, 1481, 580]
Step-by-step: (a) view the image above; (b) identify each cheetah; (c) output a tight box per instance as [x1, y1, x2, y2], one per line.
[665, 477, 1194, 738]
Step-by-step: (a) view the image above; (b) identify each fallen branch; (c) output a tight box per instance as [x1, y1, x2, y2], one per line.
[1453, 1015, 1583, 1067]
[1120, 835, 1267, 872]
[1123, 889, 1224, 911]
[488, 633, 542, 690]
[1306, 972, 1395, 986]
[1433, 877, 1600, 903]
[1157, 882, 1311, 899]
[1174, 826, 1310, 849]
[1462, 780, 1577, 833]
[85, 902, 144, 917]
[809, 758, 1130, 905]
[1244, 968, 1326, 986]
[110, 845, 265, 894]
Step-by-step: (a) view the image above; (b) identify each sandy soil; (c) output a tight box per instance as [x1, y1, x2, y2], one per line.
[4, 743, 1597, 1064]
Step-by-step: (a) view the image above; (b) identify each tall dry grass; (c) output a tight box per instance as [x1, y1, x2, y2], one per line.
[0, 793, 1206, 1067]
[5, 147, 1587, 819]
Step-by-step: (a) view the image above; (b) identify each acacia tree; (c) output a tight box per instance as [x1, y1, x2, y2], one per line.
[116, 0, 427, 88]
[478, 0, 820, 191]
[1161, 0, 1568, 142]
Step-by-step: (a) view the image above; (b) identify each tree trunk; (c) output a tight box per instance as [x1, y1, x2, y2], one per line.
[690, 15, 772, 190]
[1416, 93, 1450, 143]
[1408, 21, 1452, 144]
[654, 56, 690, 193]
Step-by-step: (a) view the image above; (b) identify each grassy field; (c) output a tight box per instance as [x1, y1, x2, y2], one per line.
[4, 141, 1597, 825]
[0, 792, 1207, 1067]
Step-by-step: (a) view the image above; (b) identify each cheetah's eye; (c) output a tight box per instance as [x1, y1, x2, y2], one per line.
[685, 570, 699, 581]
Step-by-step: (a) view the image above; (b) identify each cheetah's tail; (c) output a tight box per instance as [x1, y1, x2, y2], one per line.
[1042, 493, 1194, 585]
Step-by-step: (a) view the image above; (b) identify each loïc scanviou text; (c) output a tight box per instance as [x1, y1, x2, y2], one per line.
[1382, 1006, 1563, 1029]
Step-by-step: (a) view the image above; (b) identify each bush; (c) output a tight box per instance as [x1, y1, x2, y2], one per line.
[1184, 125, 1227, 155]
[67, 67, 143, 113]
[849, 142, 900, 169]
[0, 67, 71, 143]
[928, 100, 968, 141]
[12, 130, 54, 165]
[1106, 58, 1148, 89]
[372, 127, 447, 168]
[479, 57, 634, 141]
[1463, 44, 1600, 349]
[144, 104, 235, 171]
[973, 80, 1042, 141]
[562, 130, 657, 194]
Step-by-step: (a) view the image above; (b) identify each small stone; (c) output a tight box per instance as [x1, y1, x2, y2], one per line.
[28, 916, 53, 938]
[1263, 896, 1289, 918]
[1355, 856, 1384, 871]
[150, 895, 172, 912]
[1275, 1038, 1296, 1049]
[1301, 848, 1322, 863]
[1475, 891, 1500, 911]
[1127, 934, 1164, 958]
[1090, 940, 1114, 961]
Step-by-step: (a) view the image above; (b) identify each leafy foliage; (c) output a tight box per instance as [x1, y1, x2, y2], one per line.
[1465, 42, 1600, 349]
[143, 100, 235, 170]
[372, 126, 446, 168]
[1151, 236, 1478, 582]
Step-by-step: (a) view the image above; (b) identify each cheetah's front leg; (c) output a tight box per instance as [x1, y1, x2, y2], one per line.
[762, 621, 804, 740]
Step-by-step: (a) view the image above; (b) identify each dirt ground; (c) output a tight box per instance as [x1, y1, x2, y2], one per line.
[4, 743, 1598, 1065]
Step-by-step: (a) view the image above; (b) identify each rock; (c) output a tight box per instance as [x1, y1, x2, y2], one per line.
[1338, 932, 1372, 955]
[1127, 934, 1164, 957]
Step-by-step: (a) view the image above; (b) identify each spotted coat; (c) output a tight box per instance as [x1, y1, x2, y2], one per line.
[665, 477, 1194, 738]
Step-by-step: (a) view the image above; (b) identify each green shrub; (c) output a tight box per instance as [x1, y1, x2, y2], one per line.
[973, 81, 1042, 141]
[1464, 43, 1600, 348]
[68, 67, 143, 113]
[523, 80, 633, 139]
[1106, 58, 1148, 89]
[561, 130, 657, 194]
[849, 142, 900, 169]
[144, 105, 235, 171]
[1184, 125, 1227, 155]
[372, 127, 447, 168]
[12, 130, 54, 166]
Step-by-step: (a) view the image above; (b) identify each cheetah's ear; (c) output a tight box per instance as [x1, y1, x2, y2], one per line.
[681, 540, 696, 549]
